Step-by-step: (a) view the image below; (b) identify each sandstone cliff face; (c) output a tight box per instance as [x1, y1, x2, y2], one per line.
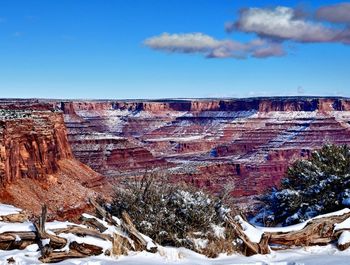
[0, 109, 72, 184]
[0, 106, 110, 217]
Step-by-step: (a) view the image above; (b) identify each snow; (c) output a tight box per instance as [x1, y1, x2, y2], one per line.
[146, 135, 205, 142]
[0, 204, 22, 216]
[45, 220, 83, 230]
[235, 216, 263, 243]
[252, 111, 318, 119]
[58, 233, 112, 251]
[334, 217, 350, 231]
[210, 224, 225, 239]
[0, 221, 35, 233]
[25, 244, 39, 252]
[42, 238, 50, 246]
[140, 233, 157, 251]
[2, 244, 350, 265]
[183, 110, 257, 118]
[72, 133, 124, 141]
[237, 215, 305, 244]
[338, 231, 350, 246]
[259, 221, 308, 234]
[191, 238, 208, 249]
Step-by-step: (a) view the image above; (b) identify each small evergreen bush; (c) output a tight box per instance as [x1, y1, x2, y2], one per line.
[258, 144, 350, 226]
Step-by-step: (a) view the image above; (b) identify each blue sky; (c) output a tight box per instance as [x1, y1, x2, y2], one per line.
[0, 0, 349, 99]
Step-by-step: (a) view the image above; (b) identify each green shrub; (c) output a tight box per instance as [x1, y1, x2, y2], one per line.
[258, 144, 350, 226]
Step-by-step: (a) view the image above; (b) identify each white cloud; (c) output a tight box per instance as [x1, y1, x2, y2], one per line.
[234, 6, 341, 43]
[144, 33, 220, 53]
[144, 33, 285, 59]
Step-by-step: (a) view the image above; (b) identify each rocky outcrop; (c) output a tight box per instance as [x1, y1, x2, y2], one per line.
[0, 106, 111, 217]
[0, 109, 72, 184]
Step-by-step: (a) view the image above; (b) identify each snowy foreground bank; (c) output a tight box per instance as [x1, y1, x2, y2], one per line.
[2, 244, 350, 265]
[1, 204, 350, 265]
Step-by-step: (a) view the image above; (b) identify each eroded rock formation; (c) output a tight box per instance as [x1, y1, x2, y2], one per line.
[0, 103, 110, 217]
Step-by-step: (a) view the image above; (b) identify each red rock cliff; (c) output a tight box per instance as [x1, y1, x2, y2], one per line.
[0, 106, 111, 217]
[59, 97, 350, 113]
[0, 110, 72, 184]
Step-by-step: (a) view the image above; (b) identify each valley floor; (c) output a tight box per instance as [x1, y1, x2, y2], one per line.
[1, 244, 350, 265]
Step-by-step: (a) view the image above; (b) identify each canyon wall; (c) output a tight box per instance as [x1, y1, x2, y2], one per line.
[2, 97, 350, 205]
[54, 97, 350, 197]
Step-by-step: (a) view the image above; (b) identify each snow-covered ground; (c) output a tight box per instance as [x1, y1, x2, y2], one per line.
[0, 204, 22, 216]
[2, 244, 350, 265]
[2, 204, 350, 264]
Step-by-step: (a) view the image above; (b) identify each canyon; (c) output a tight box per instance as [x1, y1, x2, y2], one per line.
[56, 97, 350, 197]
[1, 97, 350, 214]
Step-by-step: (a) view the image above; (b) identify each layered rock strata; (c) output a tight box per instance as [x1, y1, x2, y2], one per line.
[54, 97, 350, 197]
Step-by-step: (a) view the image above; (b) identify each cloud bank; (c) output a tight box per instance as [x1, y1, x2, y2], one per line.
[232, 6, 350, 44]
[144, 3, 350, 59]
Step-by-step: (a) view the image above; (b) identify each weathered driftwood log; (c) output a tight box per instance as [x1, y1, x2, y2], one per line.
[120, 211, 147, 251]
[265, 211, 350, 248]
[80, 215, 108, 233]
[225, 211, 350, 256]
[336, 230, 350, 251]
[39, 249, 89, 263]
[333, 229, 350, 251]
[39, 242, 103, 263]
[89, 198, 158, 254]
[38, 239, 104, 263]
[0, 212, 27, 223]
[121, 211, 157, 253]
[51, 225, 112, 242]
[89, 198, 119, 227]
[112, 233, 133, 256]
[226, 216, 270, 256]
[0, 231, 36, 250]
[70, 241, 103, 256]
[34, 205, 67, 251]
[34, 205, 105, 263]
